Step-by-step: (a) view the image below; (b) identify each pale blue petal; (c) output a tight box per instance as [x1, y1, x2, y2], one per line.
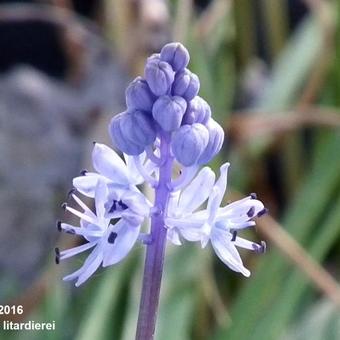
[94, 180, 109, 220]
[211, 228, 250, 277]
[102, 220, 140, 267]
[217, 199, 264, 224]
[92, 143, 130, 185]
[124, 152, 145, 184]
[73, 173, 110, 197]
[75, 248, 104, 286]
[213, 162, 230, 207]
[167, 228, 182, 245]
[207, 187, 222, 224]
[167, 191, 180, 217]
[178, 167, 215, 214]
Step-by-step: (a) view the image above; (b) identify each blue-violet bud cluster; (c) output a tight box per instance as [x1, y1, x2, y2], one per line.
[56, 42, 267, 287]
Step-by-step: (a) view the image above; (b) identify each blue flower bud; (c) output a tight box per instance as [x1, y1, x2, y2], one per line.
[109, 111, 156, 155]
[182, 96, 211, 125]
[126, 76, 155, 111]
[197, 119, 224, 164]
[144, 54, 175, 96]
[160, 42, 190, 71]
[123, 110, 157, 146]
[172, 69, 200, 101]
[171, 123, 209, 166]
[152, 95, 187, 132]
[109, 112, 144, 155]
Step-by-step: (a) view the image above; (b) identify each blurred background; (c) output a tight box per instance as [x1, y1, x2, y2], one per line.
[0, 0, 339, 339]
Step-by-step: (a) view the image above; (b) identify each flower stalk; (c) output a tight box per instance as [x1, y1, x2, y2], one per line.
[136, 133, 172, 340]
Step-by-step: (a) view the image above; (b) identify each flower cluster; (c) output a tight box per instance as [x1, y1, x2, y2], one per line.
[109, 42, 224, 166]
[56, 42, 267, 286]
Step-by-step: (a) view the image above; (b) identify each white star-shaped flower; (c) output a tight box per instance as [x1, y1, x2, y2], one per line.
[57, 179, 147, 286]
[166, 163, 267, 276]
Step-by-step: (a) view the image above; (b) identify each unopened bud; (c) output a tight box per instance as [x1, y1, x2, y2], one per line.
[109, 112, 144, 156]
[197, 119, 224, 164]
[126, 76, 155, 111]
[171, 123, 209, 166]
[160, 42, 190, 71]
[152, 95, 187, 131]
[172, 69, 200, 101]
[144, 54, 175, 96]
[182, 96, 211, 125]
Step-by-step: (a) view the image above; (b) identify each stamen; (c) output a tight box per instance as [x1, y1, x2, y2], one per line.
[118, 200, 128, 210]
[247, 206, 255, 218]
[56, 220, 62, 232]
[80, 169, 88, 176]
[109, 200, 117, 213]
[108, 232, 118, 244]
[257, 208, 269, 217]
[64, 227, 76, 235]
[67, 188, 76, 198]
[252, 241, 266, 254]
[55, 247, 60, 264]
[250, 193, 257, 199]
[231, 230, 237, 241]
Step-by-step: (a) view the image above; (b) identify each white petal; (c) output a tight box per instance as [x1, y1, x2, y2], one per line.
[102, 220, 140, 267]
[180, 226, 204, 242]
[178, 167, 215, 214]
[124, 152, 145, 184]
[167, 190, 180, 217]
[75, 247, 104, 286]
[73, 173, 110, 197]
[211, 229, 250, 277]
[217, 199, 264, 225]
[121, 189, 151, 217]
[165, 216, 204, 230]
[167, 228, 182, 245]
[94, 180, 109, 220]
[213, 162, 230, 207]
[92, 143, 130, 185]
[207, 187, 222, 224]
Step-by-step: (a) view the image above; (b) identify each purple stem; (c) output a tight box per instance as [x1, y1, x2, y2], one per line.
[135, 133, 173, 340]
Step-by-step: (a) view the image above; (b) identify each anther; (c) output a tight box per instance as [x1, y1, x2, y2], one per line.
[61, 202, 67, 210]
[252, 241, 266, 254]
[247, 206, 255, 218]
[65, 228, 75, 235]
[118, 200, 128, 210]
[55, 247, 60, 264]
[56, 220, 62, 232]
[257, 208, 269, 217]
[67, 188, 76, 198]
[109, 200, 117, 213]
[80, 169, 88, 176]
[250, 193, 257, 199]
[231, 230, 237, 241]
[260, 241, 267, 253]
[108, 232, 118, 244]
